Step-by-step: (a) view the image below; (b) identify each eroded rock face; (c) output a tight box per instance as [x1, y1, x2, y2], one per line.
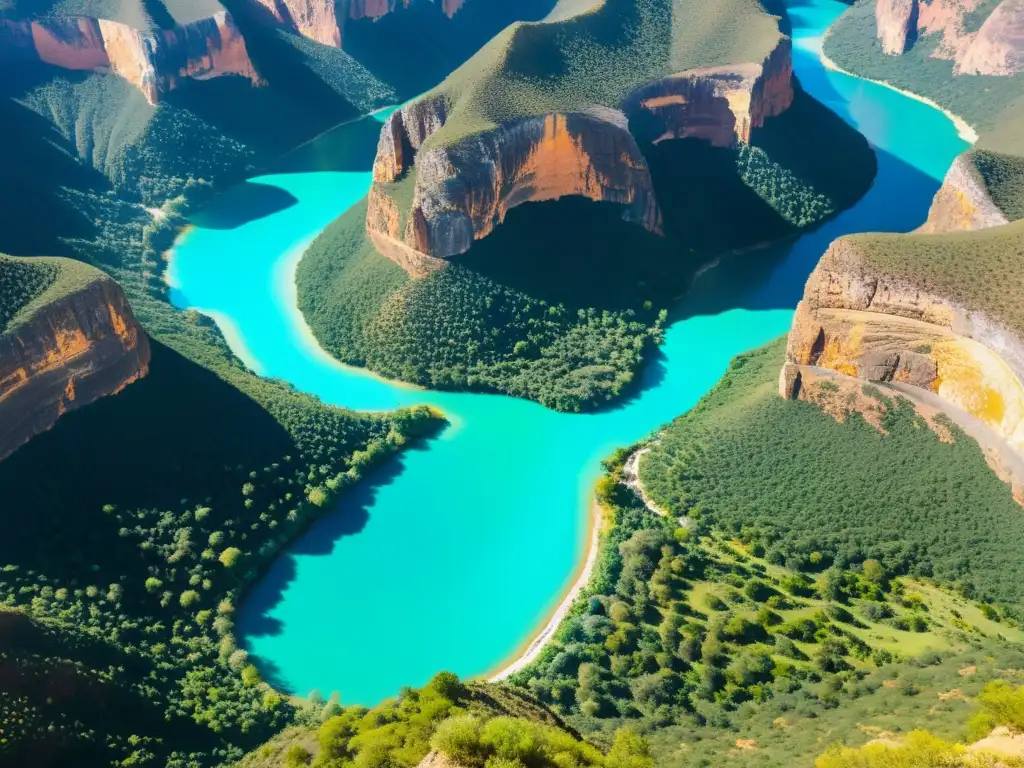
[876, 0, 918, 55]
[366, 37, 795, 273]
[958, 0, 1024, 74]
[0, 12, 260, 104]
[244, 0, 466, 48]
[783, 237, 1024, 452]
[919, 153, 1011, 233]
[0, 277, 150, 462]
[873, 0, 1024, 73]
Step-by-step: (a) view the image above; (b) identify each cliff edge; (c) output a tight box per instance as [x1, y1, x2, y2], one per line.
[0, 0, 260, 103]
[0, 256, 150, 462]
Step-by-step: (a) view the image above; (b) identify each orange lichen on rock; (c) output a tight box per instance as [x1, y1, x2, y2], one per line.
[0, 277, 150, 462]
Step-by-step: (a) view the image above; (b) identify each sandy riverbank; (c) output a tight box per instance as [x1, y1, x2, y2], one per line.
[819, 49, 978, 145]
[487, 499, 602, 681]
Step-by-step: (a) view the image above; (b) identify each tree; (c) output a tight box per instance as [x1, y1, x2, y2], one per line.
[219, 547, 243, 568]
[241, 665, 260, 687]
[179, 590, 200, 608]
[606, 727, 655, 768]
[658, 612, 685, 654]
[145, 577, 163, 593]
[862, 558, 885, 583]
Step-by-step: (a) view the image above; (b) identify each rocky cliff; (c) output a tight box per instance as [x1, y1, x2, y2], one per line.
[918, 152, 1012, 233]
[0, 11, 260, 104]
[874, 0, 1024, 75]
[244, 0, 466, 48]
[366, 37, 795, 274]
[781, 229, 1024, 453]
[0, 275, 150, 462]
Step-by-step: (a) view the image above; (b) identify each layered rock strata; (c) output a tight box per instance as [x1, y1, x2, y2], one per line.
[918, 153, 1011, 233]
[0, 11, 260, 104]
[366, 38, 795, 275]
[0, 276, 150, 462]
[244, 0, 466, 48]
[874, 0, 1024, 75]
[781, 234, 1024, 453]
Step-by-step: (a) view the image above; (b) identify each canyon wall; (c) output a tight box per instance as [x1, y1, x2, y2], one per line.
[0, 276, 150, 463]
[0, 11, 260, 104]
[781, 231, 1024, 454]
[366, 37, 795, 274]
[874, 0, 1024, 75]
[244, 0, 466, 48]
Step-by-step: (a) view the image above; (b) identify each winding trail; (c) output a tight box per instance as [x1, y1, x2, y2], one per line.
[168, 0, 970, 705]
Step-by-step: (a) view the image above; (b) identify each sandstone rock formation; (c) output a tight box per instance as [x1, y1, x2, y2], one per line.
[876, 0, 918, 55]
[781, 232, 1024, 453]
[918, 153, 1011, 233]
[958, 0, 1024, 75]
[0, 10, 260, 104]
[244, 0, 466, 48]
[0, 274, 150, 462]
[366, 37, 795, 275]
[873, 0, 1024, 75]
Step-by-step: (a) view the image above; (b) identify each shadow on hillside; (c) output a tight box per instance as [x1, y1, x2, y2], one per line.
[274, 112, 390, 175]
[0, 341, 294, 581]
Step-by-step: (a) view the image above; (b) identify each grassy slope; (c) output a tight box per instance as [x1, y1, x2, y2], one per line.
[640, 339, 1024, 610]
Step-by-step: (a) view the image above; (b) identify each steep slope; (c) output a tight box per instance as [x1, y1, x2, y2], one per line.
[0, 254, 149, 462]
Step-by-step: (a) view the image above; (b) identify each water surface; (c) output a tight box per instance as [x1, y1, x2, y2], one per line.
[169, 0, 968, 704]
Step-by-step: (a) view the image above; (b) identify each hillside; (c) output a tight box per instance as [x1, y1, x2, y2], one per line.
[298, 0, 878, 410]
[513, 338, 1024, 765]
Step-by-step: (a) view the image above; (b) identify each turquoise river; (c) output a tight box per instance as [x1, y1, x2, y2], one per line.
[168, 0, 970, 704]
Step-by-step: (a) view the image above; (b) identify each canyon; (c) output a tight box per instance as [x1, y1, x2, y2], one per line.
[0, 268, 149, 462]
[365, 37, 795, 275]
[0, 8, 260, 104]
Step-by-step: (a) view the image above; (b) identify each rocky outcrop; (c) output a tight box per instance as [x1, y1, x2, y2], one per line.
[244, 0, 466, 48]
[958, 0, 1024, 74]
[876, 0, 918, 55]
[0, 276, 150, 462]
[417, 751, 460, 768]
[366, 37, 795, 273]
[918, 152, 1011, 233]
[0, 11, 260, 104]
[782, 236, 1024, 452]
[873, 0, 1023, 73]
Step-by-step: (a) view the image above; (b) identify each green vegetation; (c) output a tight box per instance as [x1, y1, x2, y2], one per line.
[639, 339, 1024, 611]
[298, 199, 666, 411]
[237, 673, 655, 768]
[842, 220, 1024, 334]
[814, 680, 1024, 767]
[0, 255, 59, 332]
[972, 149, 1024, 222]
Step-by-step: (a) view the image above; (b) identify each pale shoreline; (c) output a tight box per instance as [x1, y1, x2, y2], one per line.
[487, 499, 602, 681]
[818, 47, 978, 145]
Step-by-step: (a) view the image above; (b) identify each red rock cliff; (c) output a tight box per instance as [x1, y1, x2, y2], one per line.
[366, 37, 795, 274]
[873, 0, 1023, 74]
[0, 11, 260, 104]
[244, 0, 466, 48]
[0, 275, 150, 463]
